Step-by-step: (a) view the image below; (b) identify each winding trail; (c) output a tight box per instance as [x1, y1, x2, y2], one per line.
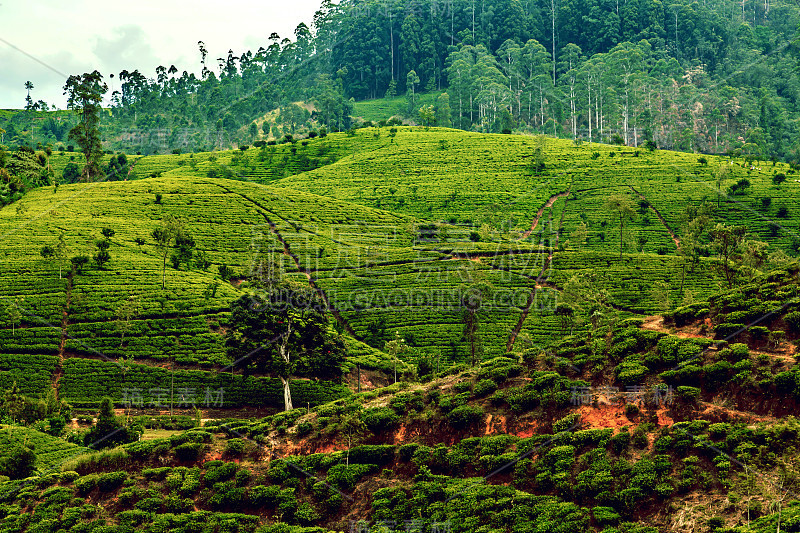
[53, 268, 75, 398]
[506, 188, 571, 352]
[627, 185, 680, 249]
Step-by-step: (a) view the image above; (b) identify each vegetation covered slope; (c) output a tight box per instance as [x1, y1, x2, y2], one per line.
[0, 127, 799, 531]
[4, 128, 797, 404]
[0, 174, 408, 408]
[2, 266, 800, 531]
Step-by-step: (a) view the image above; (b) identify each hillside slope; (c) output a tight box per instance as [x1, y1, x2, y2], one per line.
[4, 128, 798, 407]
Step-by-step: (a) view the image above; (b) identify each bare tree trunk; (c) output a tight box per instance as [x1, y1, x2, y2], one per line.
[551, 0, 557, 83]
[389, 11, 394, 81]
[280, 376, 293, 411]
[588, 82, 592, 142]
[279, 323, 293, 411]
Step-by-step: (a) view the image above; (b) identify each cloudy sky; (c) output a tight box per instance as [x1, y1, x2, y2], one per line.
[0, 0, 322, 109]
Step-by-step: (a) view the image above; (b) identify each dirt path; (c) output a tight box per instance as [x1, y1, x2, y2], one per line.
[627, 185, 680, 249]
[506, 188, 571, 352]
[697, 401, 775, 425]
[210, 182, 359, 339]
[640, 315, 709, 339]
[53, 268, 75, 398]
[520, 191, 571, 239]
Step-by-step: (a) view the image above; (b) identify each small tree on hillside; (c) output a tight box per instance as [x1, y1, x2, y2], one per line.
[460, 282, 492, 367]
[418, 105, 436, 129]
[55, 233, 69, 279]
[436, 93, 452, 127]
[40, 244, 55, 263]
[93, 239, 111, 269]
[115, 296, 140, 347]
[83, 396, 141, 449]
[710, 224, 748, 288]
[406, 70, 420, 112]
[4, 298, 23, 336]
[604, 194, 636, 260]
[715, 164, 730, 207]
[152, 215, 183, 289]
[384, 331, 409, 383]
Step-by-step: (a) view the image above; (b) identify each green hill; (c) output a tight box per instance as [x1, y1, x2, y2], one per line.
[3, 128, 796, 408]
[1, 127, 799, 532]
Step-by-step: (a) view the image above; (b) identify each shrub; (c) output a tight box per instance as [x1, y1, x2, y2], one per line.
[204, 461, 237, 484]
[361, 407, 400, 433]
[777, 206, 789, 218]
[399, 443, 419, 461]
[553, 413, 581, 433]
[592, 506, 621, 526]
[715, 323, 745, 340]
[609, 430, 630, 454]
[784, 311, 800, 333]
[224, 438, 246, 457]
[296, 421, 313, 437]
[60, 471, 80, 483]
[296, 502, 321, 525]
[473, 379, 497, 397]
[347, 445, 395, 465]
[248, 485, 281, 507]
[0, 445, 36, 480]
[326, 463, 377, 490]
[74, 474, 99, 495]
[97, 471, 127, 491]
[676, 386, 701, 403]
[447, 405, 484, 429]
[174, 442, 204, 461]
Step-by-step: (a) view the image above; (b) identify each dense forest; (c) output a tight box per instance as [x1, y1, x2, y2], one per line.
[3, 0, 800, 159]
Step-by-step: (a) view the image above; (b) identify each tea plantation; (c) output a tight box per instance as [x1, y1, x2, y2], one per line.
[1, 127, 800, 531]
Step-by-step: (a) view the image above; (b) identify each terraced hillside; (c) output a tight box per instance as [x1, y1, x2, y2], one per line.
[0, 176, 405, 408]
[4, 128, 798, 409]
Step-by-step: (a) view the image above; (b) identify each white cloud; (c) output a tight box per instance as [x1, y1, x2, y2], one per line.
[0, 0, 322, 108]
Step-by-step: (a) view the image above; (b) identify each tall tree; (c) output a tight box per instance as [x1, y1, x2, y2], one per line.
[63, 71, 108, 181]
[24, 81, 34, 110]
[558, 43, 583, 139]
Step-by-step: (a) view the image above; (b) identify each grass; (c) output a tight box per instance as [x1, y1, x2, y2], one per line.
[139, 429, 184, 441]
[353, 91, 443, 122]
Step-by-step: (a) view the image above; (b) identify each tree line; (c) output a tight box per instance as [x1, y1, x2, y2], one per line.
[3, 0, 800, 159]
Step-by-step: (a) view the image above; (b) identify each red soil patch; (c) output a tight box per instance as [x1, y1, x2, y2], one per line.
[578, 403, 633, 433]
[484, 414, 509, 435]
